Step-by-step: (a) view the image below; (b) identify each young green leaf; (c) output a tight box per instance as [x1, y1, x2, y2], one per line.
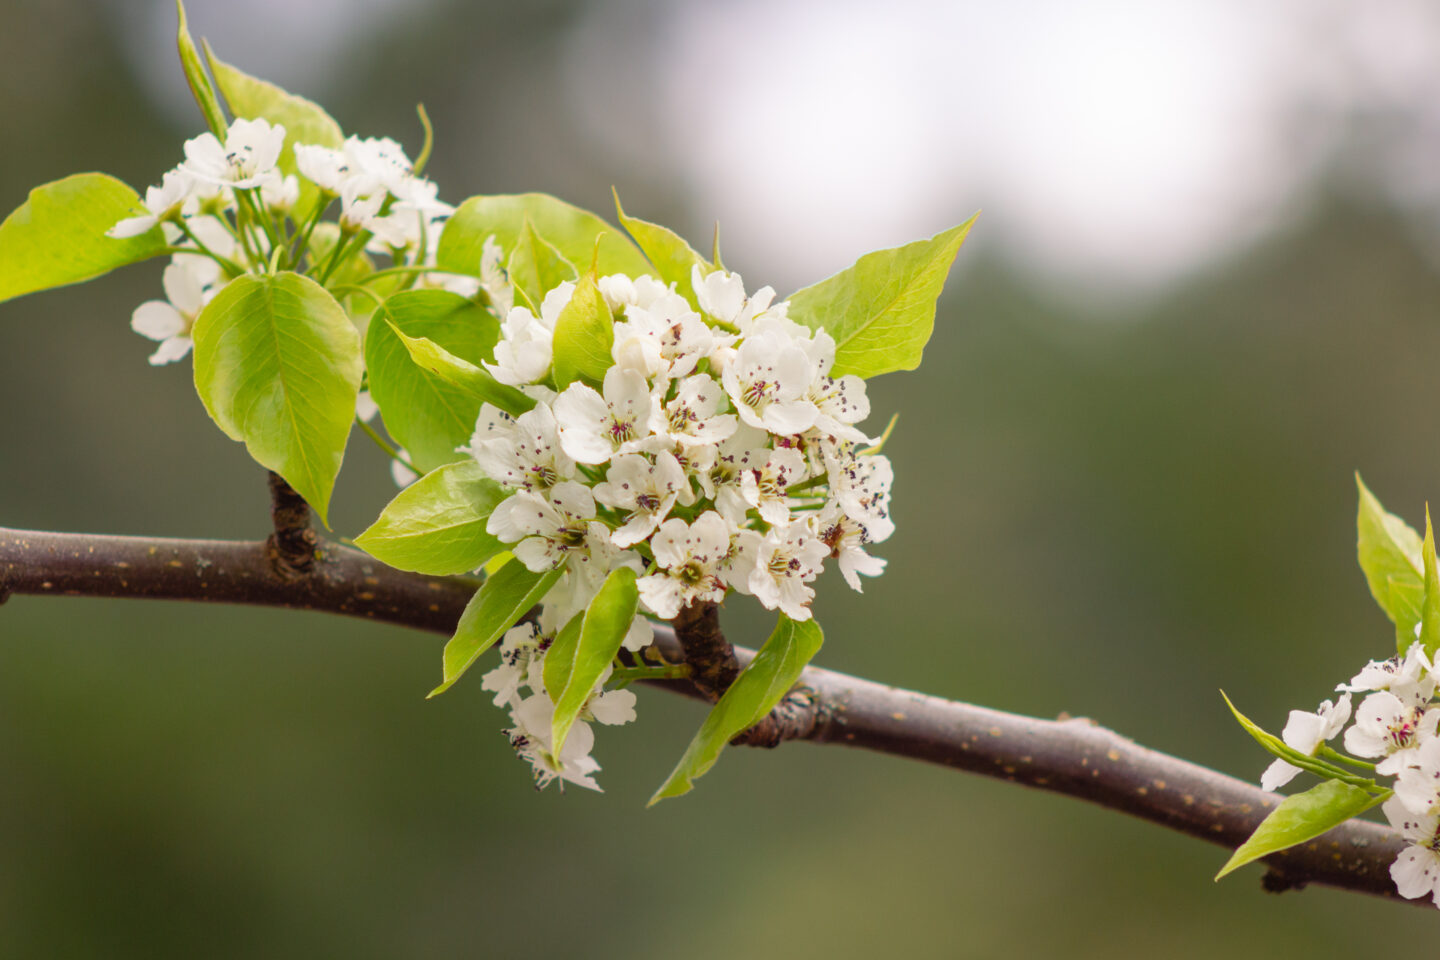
[507, 218, 578, 311]
[353, 460, 508, 575]
[613, 188, 707, 310]
[650, 614, 824, 805]
[787, 215, 976, 379]
[365, 289, 501, 473]
[545, 567, 639, 755]
[0, 174, 168, 305]
[191, 272, 362, 525]
[550, 272, 613, 389]
[1422, 509, 1440, 659]
[1214, 779, 1386, 880]
[388, 323, 535, 417]
[1356, 474, 1424, 647]
[205, 45, 344, 220]
[430, 560, 564, 697]
[436, 194, 650, 280]
[175, 0, 227, 136]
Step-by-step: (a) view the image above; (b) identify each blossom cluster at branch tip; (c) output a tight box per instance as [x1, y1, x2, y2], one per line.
[463, 260, 893, 789]
[111, 117, 461, 365]
[1256, 641, 1440, 904]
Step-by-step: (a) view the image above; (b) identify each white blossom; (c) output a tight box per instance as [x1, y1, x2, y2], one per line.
[721, 326, 819, 436]
[1344, 690, 1440, 775]
[1339, 643, 1436, 708]
[506, 694, 601, 792]
[130, 262, 212, 365]
[108, 169, 194, 238]
[739, 447, 808, 525]
[468, 403, 574, 493]
[1395, 735, 1440, 815]
[692, 264, 779, 333]
[743, 524, 829, 620]
[637, 512, 733, 619]
[1384, 797, 1440, 904]
[649, 374, 736, 449]
[554, 366, 654, 464]
[593, 452, 686, 547]
[824, 444, 895, 542]
[182, 118, 285, 189]
[486, 482, 610, 578]
[1259, 694, 1352, 793]
[811, 501, 887, 592]
[481, 622, 546, 707]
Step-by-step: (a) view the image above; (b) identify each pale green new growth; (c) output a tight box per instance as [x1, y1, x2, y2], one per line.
[431, 561, 564, 697]
[437, 194, 650, 281]
[191, 272, 362, 525]
[508, 219, 578, 313]
[650, 615, 824, 804]
[550, 272, 614, 388]
[0, 175, 167, 304]
[1355, 474, 1425, 651]
[388, 324, 534, 416]
[354, 460, 508, 575]
[613, 188, 708, 311]
[1215, 779, 1386, 880]
[545, 567, 639, 755]
[788, 215, 977, 379]
[365, 290, 500, 472]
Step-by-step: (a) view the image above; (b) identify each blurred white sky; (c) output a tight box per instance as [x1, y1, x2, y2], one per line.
[117, 0, 1440, 300]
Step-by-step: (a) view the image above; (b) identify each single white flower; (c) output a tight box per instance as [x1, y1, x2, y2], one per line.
[745, 524, 829, 621]
[698, 422, 772, 525]
[721, 327, 819, 436]
[182, 118, 285, 189]
[1339, 643, 1436, 708]
[636, 511, 733, 619]
[485, 305, 554, 386]
[469, 403, 574, 493]
[130, 262, 213, 365]
[1395, 735, 1440, 815]
[481, 622, 547, 707]
[1344, 690, 1440, 775]
[506, 694, 602, 791]
[691, 264, 780, 333]
[612, 290, 713, 381]
[554, 366, 655, 465]
[739, 447, 809, 525]
[811, 501, 887, 592]
[593, 452, 686, 547]
[338, 179, 385, 232]
[108, 169, 195, 238]
[823, 444, 895, 543]
[1258, 694, 1352, 792]
[486, 482, 612, 578]
[1383, 796, 1440, 904]
[649, 374, 737, 449]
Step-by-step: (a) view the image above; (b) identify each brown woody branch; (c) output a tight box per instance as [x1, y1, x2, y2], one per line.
[0, 525, 1414, 905]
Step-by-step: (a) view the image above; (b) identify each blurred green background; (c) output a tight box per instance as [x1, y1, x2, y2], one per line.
[4, 0, 1440, 954]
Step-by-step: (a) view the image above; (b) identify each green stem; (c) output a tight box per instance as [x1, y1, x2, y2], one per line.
[290, 194, 333, 268]
[174, 219, 245, 278]
[356, 417, 418, 476]
[318, 230, 367, 286]
[607, 663, 693, 688]
[1317, 745, 1377, 771]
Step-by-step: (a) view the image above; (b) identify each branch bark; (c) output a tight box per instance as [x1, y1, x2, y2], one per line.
[0, 525, 1413, 905]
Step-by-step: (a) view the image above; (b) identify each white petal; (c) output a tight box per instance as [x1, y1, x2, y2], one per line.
[131, 301, 185, 341]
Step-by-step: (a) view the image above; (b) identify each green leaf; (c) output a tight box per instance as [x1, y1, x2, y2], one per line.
[353, 460, 508, 575]
[787, 215, 976, 379]
[613, 188, 707, 310]
[551, 273, 613, 389]
[388, 323, 535, 417]
[650, 615, 824, 805]
[205, 46, 345, 221]
[437, 194, 651, 280]
[175, 0, 227, 136]
[1356, 474, 1424, 647]
[0, 174, 168, 305]
[191, 272, 362, 525]
[545, 567, 638, 755]
[507, 219, 578, 311]
[430, 560, 563, 697]
[365, 290, 501, 473]
[1215, 780, 1386, 880]
[1422, 509, 1440, 659]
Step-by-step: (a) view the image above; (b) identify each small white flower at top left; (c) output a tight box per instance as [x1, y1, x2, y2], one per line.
[130, 263, 214, 365]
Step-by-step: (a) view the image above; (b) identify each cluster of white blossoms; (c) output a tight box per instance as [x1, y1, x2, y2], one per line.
[111, 117, 456, 365]
[466, 263, 895, 789]
[1260, 640, 1440, 905]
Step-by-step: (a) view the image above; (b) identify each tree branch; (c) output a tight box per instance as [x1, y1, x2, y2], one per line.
[0, 525, 1413, 905]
